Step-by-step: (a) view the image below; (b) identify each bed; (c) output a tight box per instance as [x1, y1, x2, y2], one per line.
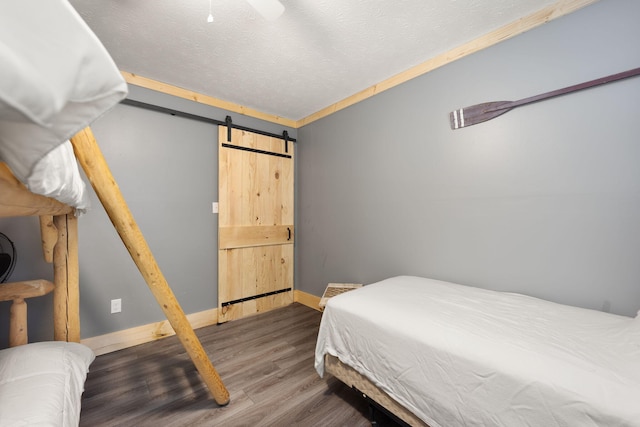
[0, 1, 230, 424]
[0, 138, 95, 426]
[315, 275, 640, 427]
[1, 0, 128, 341]
[0, 342, 96, 426]
[0, 1, 128, 424]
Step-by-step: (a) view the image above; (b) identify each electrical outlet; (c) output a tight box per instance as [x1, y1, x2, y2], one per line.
[111, 298, 122, 314]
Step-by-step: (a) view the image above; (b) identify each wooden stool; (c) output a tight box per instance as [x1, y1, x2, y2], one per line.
[0, 280, 54, 347]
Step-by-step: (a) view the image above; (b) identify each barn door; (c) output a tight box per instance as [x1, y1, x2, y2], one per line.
[218, 126, 294, 323]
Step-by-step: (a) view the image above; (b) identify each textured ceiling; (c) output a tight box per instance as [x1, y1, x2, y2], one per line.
[69, 0, 558, 121]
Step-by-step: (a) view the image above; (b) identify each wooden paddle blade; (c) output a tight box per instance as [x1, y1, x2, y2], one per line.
[450, 101, 513, 129]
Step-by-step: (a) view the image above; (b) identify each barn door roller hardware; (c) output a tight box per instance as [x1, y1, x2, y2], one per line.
[449, 66, 640, 130]
[226, 115, 233, 142]
[283, 130, 290, 153]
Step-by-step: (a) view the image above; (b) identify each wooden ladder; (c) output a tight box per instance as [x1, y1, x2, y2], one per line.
[70, 127, 230, 405]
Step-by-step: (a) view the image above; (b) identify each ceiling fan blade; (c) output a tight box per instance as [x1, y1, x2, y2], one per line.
[246, 0, 285, 21]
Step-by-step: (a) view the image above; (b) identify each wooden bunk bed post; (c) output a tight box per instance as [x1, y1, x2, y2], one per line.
[51, 214, 80, 342]
[38, 213, 81, 342]
[1, 162, 80, 344]
[69, 127, 230, 406]
[39, 216, 56, 263]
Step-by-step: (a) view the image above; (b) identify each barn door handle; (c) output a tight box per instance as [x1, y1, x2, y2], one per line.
[287, 227, 291, 241]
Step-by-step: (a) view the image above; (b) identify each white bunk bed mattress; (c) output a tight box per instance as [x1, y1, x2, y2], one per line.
[315, 275, 640, 427]
[0, 0, 127, 210]
[0, 342, 95, 427]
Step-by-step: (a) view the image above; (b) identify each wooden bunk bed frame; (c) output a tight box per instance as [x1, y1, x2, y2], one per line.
[0, 162, 79, 345]
[0, 127, 230, 405]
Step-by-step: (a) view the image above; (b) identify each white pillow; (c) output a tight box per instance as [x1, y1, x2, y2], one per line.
[0, 342, 96, 427]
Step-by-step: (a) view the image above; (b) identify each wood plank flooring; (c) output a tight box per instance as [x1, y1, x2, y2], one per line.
[80, 303, 401, 426]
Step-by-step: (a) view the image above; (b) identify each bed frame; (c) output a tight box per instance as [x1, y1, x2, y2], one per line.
[325, 354, 429, 427]
[0, 162, 80, 345]
[0, 128, 230, 405]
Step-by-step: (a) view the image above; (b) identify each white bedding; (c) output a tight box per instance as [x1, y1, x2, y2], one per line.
[0, 0, 127, 210]
[0, 341, 95, 427]
[315, 276, 640, 427]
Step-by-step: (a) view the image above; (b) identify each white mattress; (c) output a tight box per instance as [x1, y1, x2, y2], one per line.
[0, 0, 127, 210]
[315, 276, 640, 427]
[0, 341, 95, 427]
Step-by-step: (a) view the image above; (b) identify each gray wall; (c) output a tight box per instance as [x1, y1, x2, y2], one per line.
[0, 86, 296, 346]
[296, 0, 640, 317]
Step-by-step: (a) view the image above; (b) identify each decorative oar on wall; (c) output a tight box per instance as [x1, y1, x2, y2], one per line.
[449, 67, 640, 130]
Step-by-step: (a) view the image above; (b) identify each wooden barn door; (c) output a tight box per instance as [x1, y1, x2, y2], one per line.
[218, 126, 294, 323]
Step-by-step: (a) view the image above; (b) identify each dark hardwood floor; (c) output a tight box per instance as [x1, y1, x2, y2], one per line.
[80, 303, 401, 426]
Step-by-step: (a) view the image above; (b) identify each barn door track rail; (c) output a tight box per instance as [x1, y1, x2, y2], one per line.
[449, 66, 640, 130]
[121, 98, 295, 144]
